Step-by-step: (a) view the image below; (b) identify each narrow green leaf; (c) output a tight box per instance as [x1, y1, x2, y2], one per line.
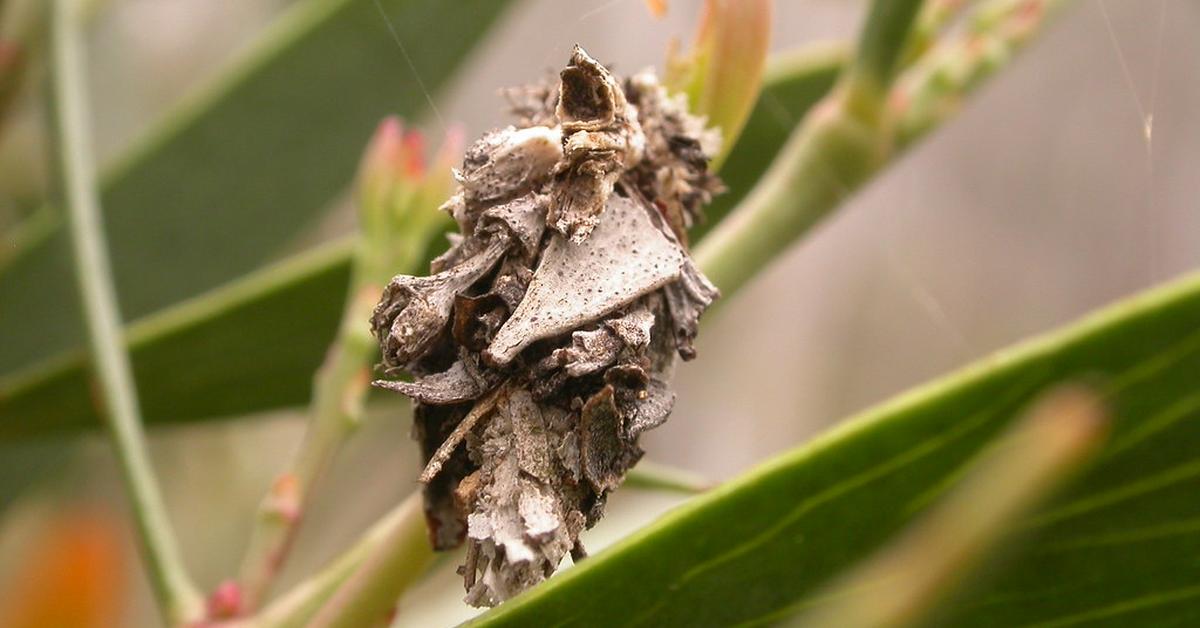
[793, 385, 1107, 628]
[0, 0, 514, 376]
[0, 239, 353, 440]
[0, 46, 841, 441]
[467, 271, 1200, 627]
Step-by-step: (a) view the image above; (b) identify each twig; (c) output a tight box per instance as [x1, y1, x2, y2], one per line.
[695, 0, 1073, 298]
[696, 0, 925, 296]
[305, 494, 434, 628]
[249, 493, 431, 628]
[418, 384, 503, 483]
[235, 118, 451, 611]
[47, 0, 202, 623]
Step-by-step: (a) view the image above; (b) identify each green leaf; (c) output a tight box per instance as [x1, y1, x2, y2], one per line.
[0, 239, 352, 440]
[0, 46, 842, 441]
[467, 271, 1200, 627]
[0, 0, 514, 376]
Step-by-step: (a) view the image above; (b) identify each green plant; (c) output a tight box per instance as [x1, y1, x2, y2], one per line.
[2, 0, 1196, 626]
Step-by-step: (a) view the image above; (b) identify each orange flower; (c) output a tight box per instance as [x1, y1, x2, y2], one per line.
[0, 506, 126, 628]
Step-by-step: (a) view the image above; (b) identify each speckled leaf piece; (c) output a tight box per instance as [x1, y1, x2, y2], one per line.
[485, 196, 684, 365]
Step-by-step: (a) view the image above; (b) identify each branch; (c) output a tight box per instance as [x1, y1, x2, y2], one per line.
[843, 0, 926, 117]
[235, 119, 455, 613]
[696, 0, 926, 294]
[695, 0, 1073, 298]
[47, 0, 202, 624]
[250, 494, 431, 628]
[304, 494, 433, 628]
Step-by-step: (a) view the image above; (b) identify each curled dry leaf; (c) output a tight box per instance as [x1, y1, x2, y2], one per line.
[370, 45, 721, 607]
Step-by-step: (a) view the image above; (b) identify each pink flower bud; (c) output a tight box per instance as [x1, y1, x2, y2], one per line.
[205, 580, 243, 620]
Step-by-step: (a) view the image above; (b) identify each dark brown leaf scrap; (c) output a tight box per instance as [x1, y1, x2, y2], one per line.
[371, 45, 721, 607]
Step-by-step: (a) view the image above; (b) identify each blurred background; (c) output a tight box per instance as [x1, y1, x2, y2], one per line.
[0, 0, 1196, 625]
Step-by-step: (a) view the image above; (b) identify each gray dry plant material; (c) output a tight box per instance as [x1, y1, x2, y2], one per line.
[371, 45, 722, 607]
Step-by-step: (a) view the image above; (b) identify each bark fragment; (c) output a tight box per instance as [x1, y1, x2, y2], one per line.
[371, 45, 721, 607]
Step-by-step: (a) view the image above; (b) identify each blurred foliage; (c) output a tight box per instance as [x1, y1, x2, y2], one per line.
[0, 0, 513, 376]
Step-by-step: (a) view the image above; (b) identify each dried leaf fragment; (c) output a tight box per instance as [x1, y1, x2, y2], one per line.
[485, 195, 683, 365]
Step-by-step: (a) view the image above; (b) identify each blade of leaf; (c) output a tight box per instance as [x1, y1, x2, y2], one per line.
[0, 45, 844, 440]
[465, 270, 1200, 627]
[793, 385, 1107, 628]
[0, 0, 515, 376]
[0, 238, 353, 441]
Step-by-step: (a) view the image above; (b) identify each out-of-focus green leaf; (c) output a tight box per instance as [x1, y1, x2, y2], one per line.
[794, 386, 1107, 628]
[0, 239, 352, 440]
[0, 45, 841, 440]
[0, 0, 514, 376]
[468, 271, 1200, 627]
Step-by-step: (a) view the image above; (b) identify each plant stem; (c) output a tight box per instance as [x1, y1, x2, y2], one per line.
[843, 0, 925, 117]
[237, 117, 455, 615]
[48, 0, 202, 624]
[696, 0, 926, 296]
[305, 493, 433, 628]
[695, 92, 886, 297]
[249, 493, 431, 628]
[237, 235, 424, 611]
[696, 0, 1070, 300]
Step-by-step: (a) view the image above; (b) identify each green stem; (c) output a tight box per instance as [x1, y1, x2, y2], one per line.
[697, 0, 1069, 300]
[48, 0, 202, 624]
[305, 493, 434, 628]
[696, 0, 927, 297]
[237, 235, 424, 611]
[249, 493, 431, 628]
[843, 0, 926, 118]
